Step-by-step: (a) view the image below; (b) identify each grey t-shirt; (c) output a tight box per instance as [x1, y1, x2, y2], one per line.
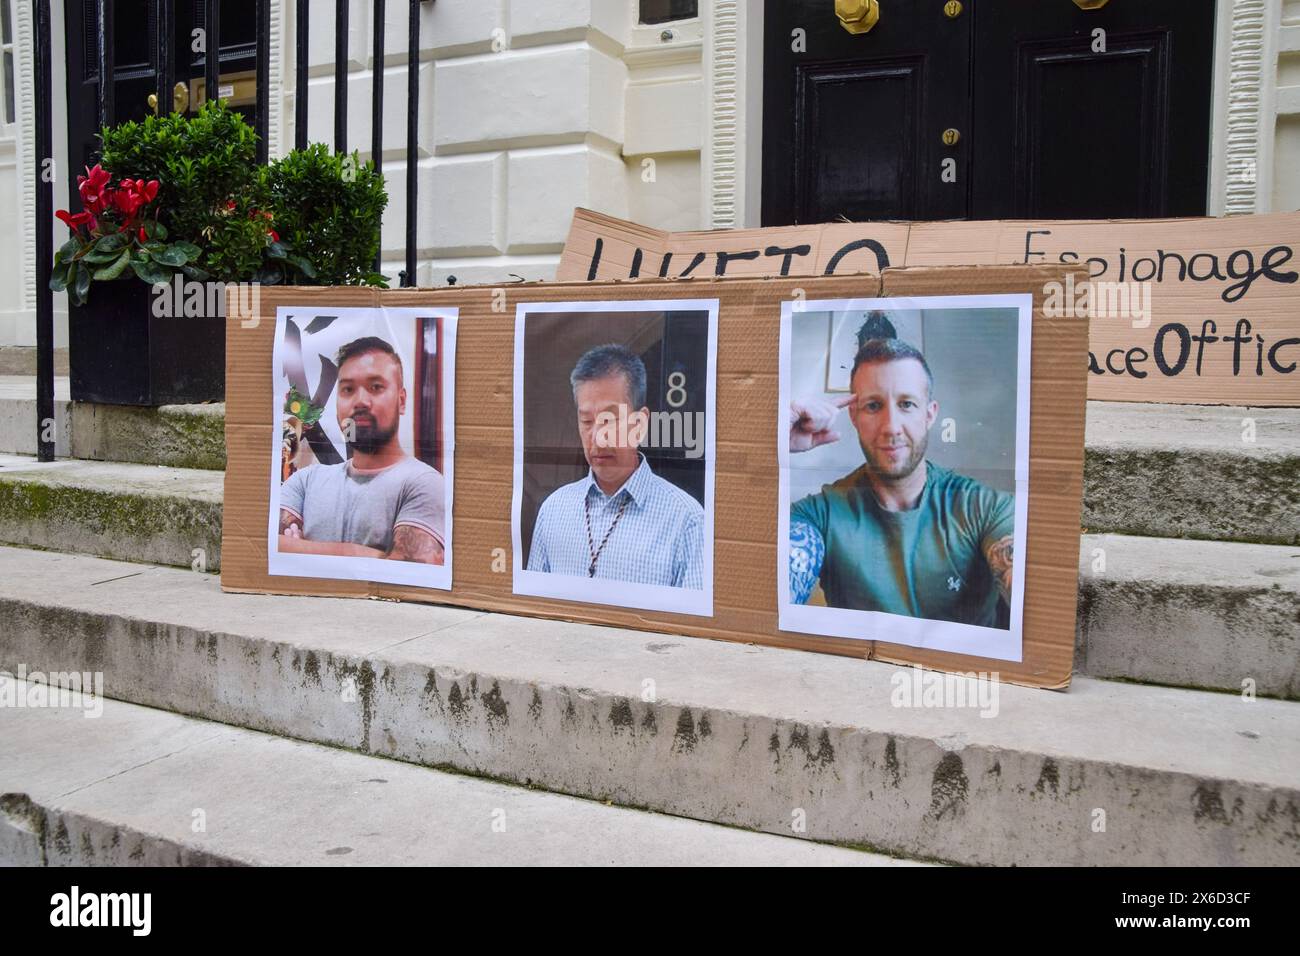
[280, 457, 445, 553]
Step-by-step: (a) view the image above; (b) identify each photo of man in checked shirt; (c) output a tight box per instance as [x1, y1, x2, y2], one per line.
[526, 344, 704, 589]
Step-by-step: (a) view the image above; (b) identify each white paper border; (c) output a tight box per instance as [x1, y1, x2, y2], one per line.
[512, 298, 719, 617]
[777, 294, 1033, 662]
[266, 305, 458, 591]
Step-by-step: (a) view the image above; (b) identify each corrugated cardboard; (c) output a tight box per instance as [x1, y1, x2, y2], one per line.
[559, 208, 1300, 406]
[223, 264, 1088, 689]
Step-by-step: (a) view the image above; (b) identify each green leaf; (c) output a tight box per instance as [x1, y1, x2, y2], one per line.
[49, 262, 70, 292]
[152, 244, 189, 267]
[141, 220, 168, 241]
[74, 261, 91, 301]
[266, 240, 288, 259]
[57, 238, 80, 261]
[130, 259, 170, 285]
[82, 246, 121, 264]
[180, 264, 211, 281]
[96, 231, 128, 253]
[287, 255, 316, 278]
[171, 240, 202, 260]
[93, 248, 133, 281]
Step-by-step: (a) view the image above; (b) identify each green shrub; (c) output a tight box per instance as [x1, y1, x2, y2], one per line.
[265, 143, 388, 286]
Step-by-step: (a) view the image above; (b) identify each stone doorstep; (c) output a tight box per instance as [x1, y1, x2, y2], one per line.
[0, 456, 224, 571]
[0, 682, 904, 867]
[0, 380, 224, 470]
[0, 395, 1295, 539]
[0, 455, 1294, 696]
[0, 547, 1296, 866]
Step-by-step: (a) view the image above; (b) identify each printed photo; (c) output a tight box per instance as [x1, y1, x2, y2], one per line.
[512, 299, 718, 616]
[778, 295, 1032, 661]
[267, 305, 457, 589]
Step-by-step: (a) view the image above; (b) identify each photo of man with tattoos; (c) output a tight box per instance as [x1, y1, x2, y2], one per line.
[779, 298, 1030, 657]
[268, 306, 458, 591]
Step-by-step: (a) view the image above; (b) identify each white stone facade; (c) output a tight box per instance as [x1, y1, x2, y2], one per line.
[0, 0, 1295, 346]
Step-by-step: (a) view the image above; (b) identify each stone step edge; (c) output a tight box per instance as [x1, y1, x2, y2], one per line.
[1, 683, 907, 868]
[0, 555, 1296, 865]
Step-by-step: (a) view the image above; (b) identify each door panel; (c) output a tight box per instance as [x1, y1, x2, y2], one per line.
[972, 0, 1215, 218]
[763, 1, 971, 225]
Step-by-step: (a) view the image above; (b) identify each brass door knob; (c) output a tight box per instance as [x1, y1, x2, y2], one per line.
[943, 1, 963, 18]
[148, 81, 190, 114]
[942, 128, 961, 146]
[836, 0, 880, 35]
[1072, 0, 1110, 8]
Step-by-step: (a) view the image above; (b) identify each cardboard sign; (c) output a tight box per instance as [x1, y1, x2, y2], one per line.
[224, 265, 1087, 689]
[559, 208, 1300, 406]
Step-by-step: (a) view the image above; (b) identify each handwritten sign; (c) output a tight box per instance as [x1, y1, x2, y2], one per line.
[559, 209, 1300, 405]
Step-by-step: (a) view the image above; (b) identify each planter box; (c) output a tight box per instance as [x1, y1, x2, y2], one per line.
[68, 279, 225, 406]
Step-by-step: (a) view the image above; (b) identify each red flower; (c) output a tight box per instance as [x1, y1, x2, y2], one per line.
[76, 164, 111, 215]
[55, 209, 95, 232]
[268, 229, 280, 242]
[139, 225, 149, 243]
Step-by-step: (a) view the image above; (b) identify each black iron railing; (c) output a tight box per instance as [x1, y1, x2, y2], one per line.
[31, 0, 433, 461]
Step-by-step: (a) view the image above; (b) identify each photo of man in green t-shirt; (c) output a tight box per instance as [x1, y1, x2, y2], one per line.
[787, 313, 1016, 629]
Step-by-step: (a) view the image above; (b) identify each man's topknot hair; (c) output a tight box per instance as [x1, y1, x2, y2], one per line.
[849, 311, 934, 397]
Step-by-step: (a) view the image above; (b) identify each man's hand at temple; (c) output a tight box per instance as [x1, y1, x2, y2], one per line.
[789, 394, 853, 453]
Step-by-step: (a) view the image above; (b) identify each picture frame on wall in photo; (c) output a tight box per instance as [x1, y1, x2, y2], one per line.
[780, 294, 1033, 662]
[266, 304, 458, 590]
[511, 297, 720, 617]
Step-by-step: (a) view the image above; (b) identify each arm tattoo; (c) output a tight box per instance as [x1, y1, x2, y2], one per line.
[789, 519, 825, 605]
[279, 509, 300, 534]
[388, 525, 445, 565]
[984, 534, 1014, 603]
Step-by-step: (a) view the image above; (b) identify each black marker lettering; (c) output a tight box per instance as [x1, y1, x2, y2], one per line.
[715, 249, 761, 276]
[825, 239, 891, 275]
[1154, 322, 1191, 376]
[764, 244, 812, 276]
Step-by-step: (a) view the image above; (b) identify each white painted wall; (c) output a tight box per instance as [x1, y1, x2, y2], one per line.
[0, 0, 1294, 347]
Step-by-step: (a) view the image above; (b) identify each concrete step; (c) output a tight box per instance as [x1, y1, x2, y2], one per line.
[0, 376, 71, 457]
[0, 347, 68, 376]
[0, 376, 223, 469]
[0, 679, 902, 866]
[1083, 402, 1299, 546]
[0, 392, 1290, 540]
[0, 456, 222, 570]
[0, 547, 1296, 866]
[0, 453, 1291, 695]
[1077, 534, 1300, 698]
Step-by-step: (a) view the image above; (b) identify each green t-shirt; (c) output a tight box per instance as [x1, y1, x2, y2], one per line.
[790, 461, 1014, 627]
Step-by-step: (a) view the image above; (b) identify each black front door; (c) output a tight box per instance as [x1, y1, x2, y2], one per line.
[763, 1, 971, 224]
[63, 1, 260, 194]
[762, 0, 1217, 224]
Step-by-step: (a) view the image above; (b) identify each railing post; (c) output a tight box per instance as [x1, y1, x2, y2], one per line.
[295, 0, 309, 150]
[154, 0, 175, 115]
[34, 0, 54, 462]
[96, 0, 115, 132]
[204, 0, 220, 108]
[404, 0, 420, 287]
[372, 0, 385, 272]
[335, 0, 349, 154]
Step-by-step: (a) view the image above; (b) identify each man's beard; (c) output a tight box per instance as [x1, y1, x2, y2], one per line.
[862, 431, 928, 481]
[346, 414, 397, 455]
